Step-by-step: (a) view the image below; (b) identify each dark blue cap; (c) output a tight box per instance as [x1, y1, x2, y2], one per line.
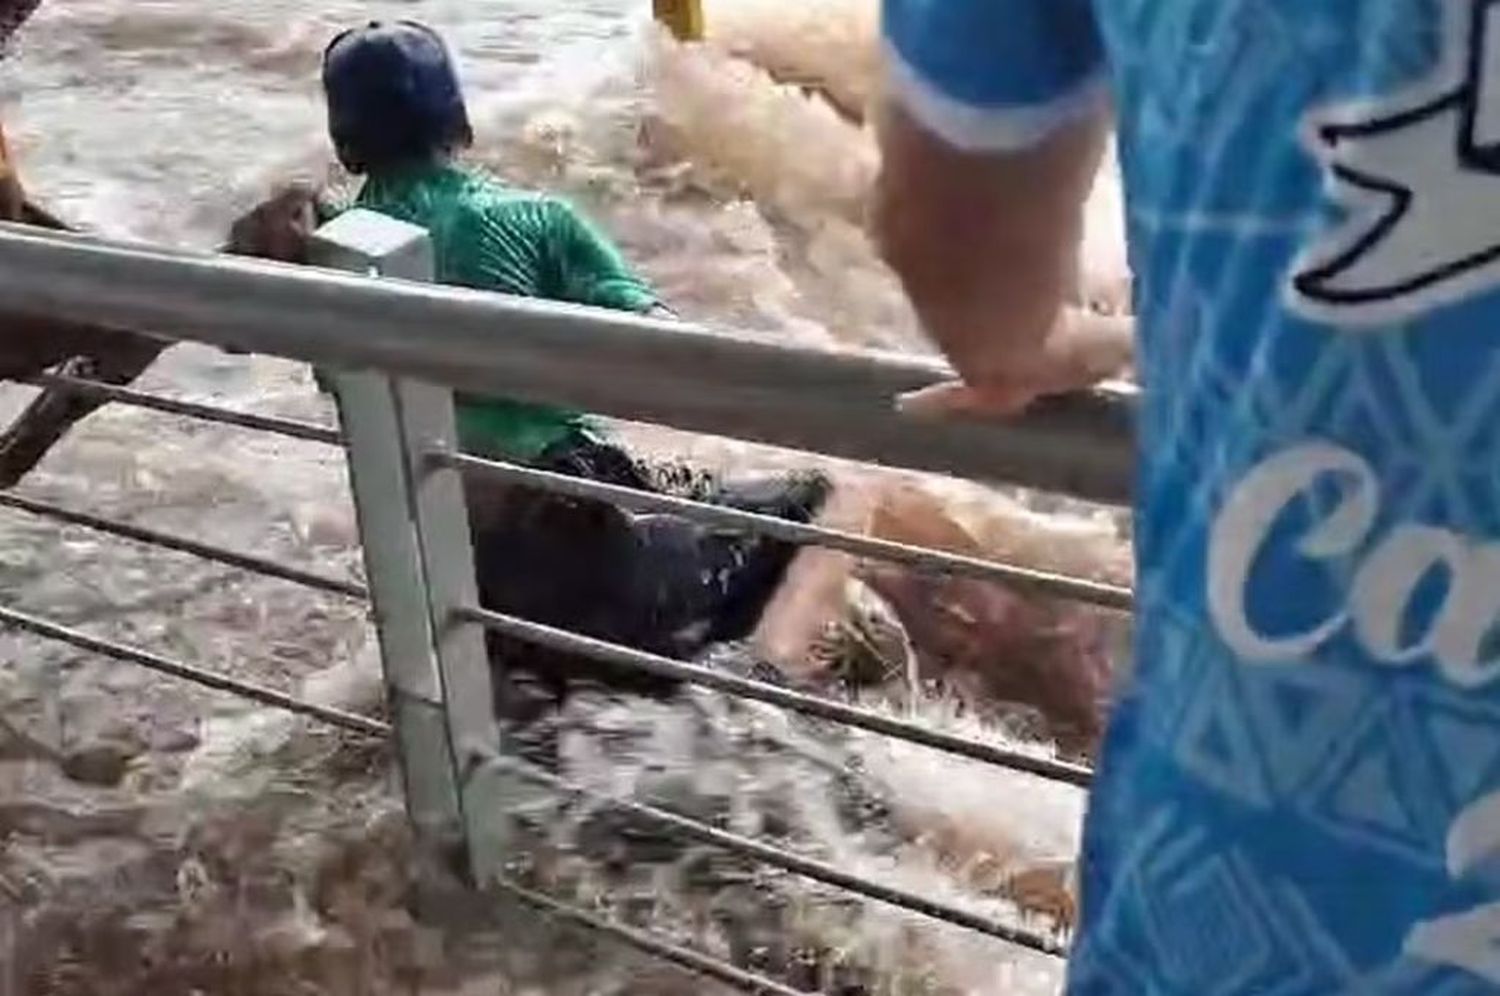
[322, 21, 473, 174]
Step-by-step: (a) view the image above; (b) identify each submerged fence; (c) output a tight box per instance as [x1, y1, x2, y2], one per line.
[0, 212, 1135, 989]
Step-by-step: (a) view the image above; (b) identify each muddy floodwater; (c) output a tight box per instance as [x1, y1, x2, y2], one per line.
[0, 2, 1132, 993]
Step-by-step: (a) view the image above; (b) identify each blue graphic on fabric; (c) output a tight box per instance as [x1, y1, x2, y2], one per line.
[1068, 0, 1500, 990]
[1291, 0, 1500, 324]
[882, 0, 1500, 989]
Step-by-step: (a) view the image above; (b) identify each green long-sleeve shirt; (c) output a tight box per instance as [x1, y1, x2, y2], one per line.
[333, 163, 658, 461]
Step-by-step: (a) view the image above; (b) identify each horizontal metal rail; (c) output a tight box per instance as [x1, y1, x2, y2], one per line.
[460, 606, 1093, 787]
[0, 604, 389, 737]
[0, 491, 367, 600]
[439, 451, 1132, 611]
[501, 756, 1067, 955]
[27, 372, 344, 447]
[493, 876, 813, 996]
[0, 223, 1135, 502]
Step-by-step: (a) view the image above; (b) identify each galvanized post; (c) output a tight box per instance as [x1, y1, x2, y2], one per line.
[310, 210, 498, 881]
[394, 379, 499, 778]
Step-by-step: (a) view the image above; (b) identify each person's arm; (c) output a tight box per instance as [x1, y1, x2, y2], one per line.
[541, 199, 664, 315]
[874, 0, 1132, 416]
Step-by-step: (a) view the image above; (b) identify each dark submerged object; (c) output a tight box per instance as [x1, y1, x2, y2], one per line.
[467, 437, 830, 713]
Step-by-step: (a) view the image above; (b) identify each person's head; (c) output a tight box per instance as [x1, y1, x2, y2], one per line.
[321, 21, 474, 175]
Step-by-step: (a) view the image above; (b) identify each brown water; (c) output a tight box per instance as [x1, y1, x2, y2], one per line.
[0, 3, 1129, 992]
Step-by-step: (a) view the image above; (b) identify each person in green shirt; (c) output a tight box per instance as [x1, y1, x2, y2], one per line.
[320, 19, 679, 476]
[307, 20, 826, 701]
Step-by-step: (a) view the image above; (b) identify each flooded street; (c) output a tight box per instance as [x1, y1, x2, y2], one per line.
[0, 2, 1130, 992]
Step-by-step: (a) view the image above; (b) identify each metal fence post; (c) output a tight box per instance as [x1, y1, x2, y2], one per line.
[310, 210, 498, 879]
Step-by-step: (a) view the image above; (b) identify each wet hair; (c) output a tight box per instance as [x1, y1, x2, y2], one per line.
[321, 21, 474, 175]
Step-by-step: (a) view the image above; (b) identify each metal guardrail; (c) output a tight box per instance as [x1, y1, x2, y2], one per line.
[0, 490, 365, 599]
[495, 877, 813, 996]
[0, 220, 1136, 503]
[0, 211, 1132, 990]
[29, 371, 345, 446]
[460, 603, 1094, 788]
[0, 371, 377, 737]
[0, 604, 389, 737]
[440, 451, 1132, 611]
[498, 756, 1071, 954]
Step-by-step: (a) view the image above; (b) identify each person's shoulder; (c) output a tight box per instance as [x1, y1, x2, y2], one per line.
[450, 167, 541, 205]
[455, 170, 567, 224]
